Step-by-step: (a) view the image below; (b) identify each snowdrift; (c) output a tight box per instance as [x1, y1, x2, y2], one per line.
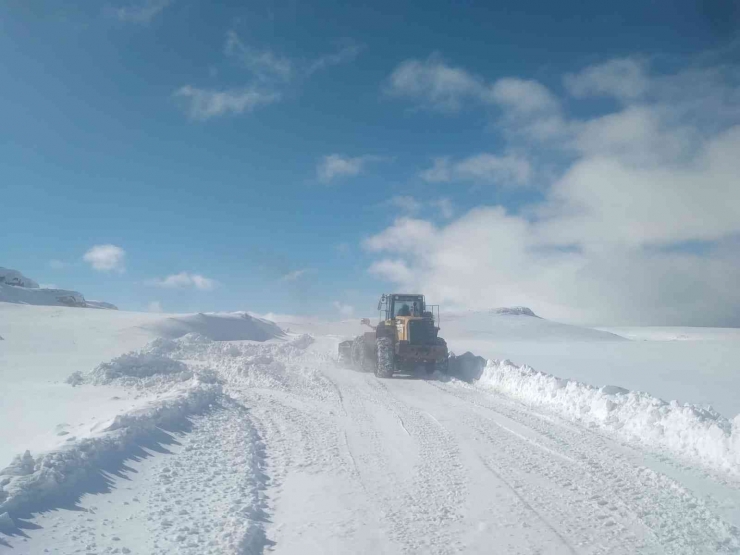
[144, 312, 284, 342]
[474, 359, 740, 476]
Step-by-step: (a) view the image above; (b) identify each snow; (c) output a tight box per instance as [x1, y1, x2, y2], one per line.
[0, 267, 118, 309]
[143, 311, 284, 341]
[442, 308, 625, 342]
[3, 303, 740, 553]
[490, 306, 540, 317]
[474, 358, 740, 476]
[0, 267, 38, 289]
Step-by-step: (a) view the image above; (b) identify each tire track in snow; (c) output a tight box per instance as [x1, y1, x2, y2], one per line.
[477, 454, 580, 555]
[363, 377, 467, 554]
[429, 380, 740, 554]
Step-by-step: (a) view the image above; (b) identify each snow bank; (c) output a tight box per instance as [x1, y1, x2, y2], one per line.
[476, 359, 740, 475]
[0, 380, 220, 521]
[144, 312, 283, 341]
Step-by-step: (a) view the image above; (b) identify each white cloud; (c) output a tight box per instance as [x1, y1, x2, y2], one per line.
[149, 272, 217, 290]
[83, 244, 126, 273]
[225, 31, 293, 83]
[420, 153, 532, 186]
[368, 56, 740, 326]
[306, 41, 362, 76]
[317, 154, 379, 183]
[386, 56, 559, 119]
[39, 283, 57, 289]
[332, 301, 355, 317]
[488, 77, 559, 114]
[564, 58, 649, 100]
[385, 55, 487, 112]
[147, 300, 164, 313]
[281, 268, 312, 282]
[114, 0, 172, 24]
[174, 86, 280, 121]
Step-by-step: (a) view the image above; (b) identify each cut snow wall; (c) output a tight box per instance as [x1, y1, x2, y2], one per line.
[476, 359, 740, 476]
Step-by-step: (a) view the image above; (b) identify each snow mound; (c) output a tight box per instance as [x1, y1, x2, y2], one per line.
[0, 267, 39, 288]
[476, 359, 740, 475]
[0, 380, 221, 520]
[490, 306, 539, 317]
[144, 312, 283, 342]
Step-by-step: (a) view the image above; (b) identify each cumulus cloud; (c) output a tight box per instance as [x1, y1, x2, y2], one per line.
[317, 154, 380, 183]
[147, 300, 164, 313]
[564, 58, 649, 100]
[385, 56, 559, 118]
[385, 55, 486, 112]
[149, 272, 217, 290]
[371, 55, 740, 326]
[332, 301, 355, 317]
[174, 86, 280, 120]
[83, 245, 126, 273]
[488, 77, 559, 114]
[113, 0, 172, 23]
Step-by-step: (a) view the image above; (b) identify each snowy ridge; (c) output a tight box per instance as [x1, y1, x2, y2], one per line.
[475, 359, 740, 476]
[0, 266, 118, 309]
[0, 267, 39, 288]
[0, 379, 220, 520]
[490, 306, 539, 317]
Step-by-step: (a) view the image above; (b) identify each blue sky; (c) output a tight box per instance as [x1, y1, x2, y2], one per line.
[2, 0, 739, 324]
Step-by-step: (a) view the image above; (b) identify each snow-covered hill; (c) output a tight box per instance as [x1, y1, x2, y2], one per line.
[0, 266, 118, 309]
[442, 307, 625, 342]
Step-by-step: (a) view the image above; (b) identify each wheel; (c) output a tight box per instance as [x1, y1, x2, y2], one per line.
[375, 337, 395, 378]
[435, 356, 449, 374]
[351, 336, 364, 369]
[424, 362, 436, 374]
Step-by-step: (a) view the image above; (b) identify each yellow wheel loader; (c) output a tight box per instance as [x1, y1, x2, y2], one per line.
[338, 293, 449, 378]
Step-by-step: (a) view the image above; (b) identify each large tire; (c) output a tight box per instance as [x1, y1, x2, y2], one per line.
[351, 336, 364, 370]
[375, 337, 395, 378]
[436, 356, 449, 374]
[436, 338, 449, 374]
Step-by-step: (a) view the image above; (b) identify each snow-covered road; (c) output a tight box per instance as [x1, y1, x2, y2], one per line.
[3, 333, 740, 554]
[242, 356, 740, 554]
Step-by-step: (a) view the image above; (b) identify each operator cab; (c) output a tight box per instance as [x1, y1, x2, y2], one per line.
[386, 294, 424, 319]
